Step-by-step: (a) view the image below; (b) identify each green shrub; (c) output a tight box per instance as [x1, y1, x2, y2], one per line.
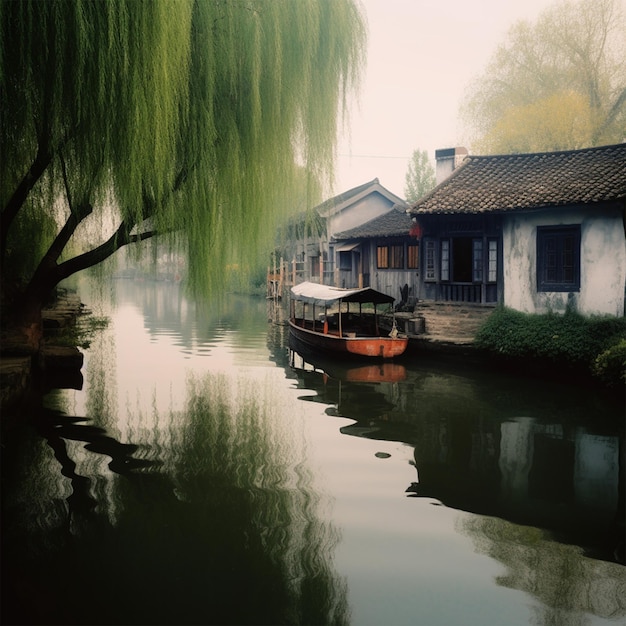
[476, 306, 626, 381]
[593, 339, 626, 387]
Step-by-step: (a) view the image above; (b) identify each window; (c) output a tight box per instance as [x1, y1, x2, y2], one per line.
[488, 239, 498, 283]
[440, 240, 450, 281]
[425, 240, 436, 281]
[537, 225, 581, 292]
[339, 251, 352, 271]
[377, 244, 404, 269]
[407, 243, 419, 269]
[472, 239, 483, 282]
[310, 255, 320, 278]
[389, 244, 404, 269]
[376, 245, 389, 269]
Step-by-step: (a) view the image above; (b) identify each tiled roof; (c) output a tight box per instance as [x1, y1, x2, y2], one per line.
[333, 206, 411, 240]
[410, 143, 626, 215]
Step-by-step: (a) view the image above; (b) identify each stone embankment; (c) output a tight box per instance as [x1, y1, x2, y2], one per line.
[1, 290, 86, 412]
[393, 302, 494, 352]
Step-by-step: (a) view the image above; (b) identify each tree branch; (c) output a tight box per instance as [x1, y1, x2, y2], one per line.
[40, 152, 95, 264]
[595, 86, 626, 141]
[1, 146, 53, 260]
[54, 222, 158, 282]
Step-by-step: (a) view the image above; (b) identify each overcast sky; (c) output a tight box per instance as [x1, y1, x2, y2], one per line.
[333, 0, 567, 197]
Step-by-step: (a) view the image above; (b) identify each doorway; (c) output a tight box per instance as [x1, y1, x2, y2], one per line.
[452, 237, 472, 282]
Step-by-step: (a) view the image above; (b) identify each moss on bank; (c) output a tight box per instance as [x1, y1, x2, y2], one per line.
[475, 306, 626, 387]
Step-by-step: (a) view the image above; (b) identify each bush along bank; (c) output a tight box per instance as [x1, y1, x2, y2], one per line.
[475, 306, 626, 388]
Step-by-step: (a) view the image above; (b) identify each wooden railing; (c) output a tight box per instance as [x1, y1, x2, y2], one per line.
[267, 258, 336, 291]
[437, 283, 482, 303]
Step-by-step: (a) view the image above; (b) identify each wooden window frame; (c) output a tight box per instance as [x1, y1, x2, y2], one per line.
[389, 244, 404, 269]
[376, 245, 389, 269]
[338, 251, 352, 271]
[424, 240, 436, 281]
[407, 243, 419, 270]
[536, 225, 581, 292]
[487, 239, 498, 283]
[377, 243, 405, 269]
[440, 239, 450, 282]
[472, 238, 483, 282]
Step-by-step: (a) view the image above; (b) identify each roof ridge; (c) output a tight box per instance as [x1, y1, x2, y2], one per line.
[467, 142, 626, 161]
[409, 142, 626, 215]
[316, 177, 380, 210]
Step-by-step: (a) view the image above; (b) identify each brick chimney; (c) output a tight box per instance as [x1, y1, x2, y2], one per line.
[435, 147, 468, 184]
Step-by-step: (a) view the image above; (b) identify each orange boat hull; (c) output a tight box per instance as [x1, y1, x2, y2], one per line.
[288, 320, 408, 359]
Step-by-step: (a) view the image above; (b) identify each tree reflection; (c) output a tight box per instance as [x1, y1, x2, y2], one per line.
[169, 372, 349, 625]
[2, 371, 348, 625]
[458, 515, 626, 625]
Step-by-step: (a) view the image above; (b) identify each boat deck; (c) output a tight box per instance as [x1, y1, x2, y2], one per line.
[292, 313, 383, 339]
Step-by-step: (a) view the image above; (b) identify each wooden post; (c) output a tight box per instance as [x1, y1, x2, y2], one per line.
[319, 243, 324, 284]
[358, 252, 363, 288]
[292, 258, 296, 285]
[338, 300, 343, 337]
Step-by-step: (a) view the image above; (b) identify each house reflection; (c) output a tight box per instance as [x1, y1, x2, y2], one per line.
[286, 346, 625, 565]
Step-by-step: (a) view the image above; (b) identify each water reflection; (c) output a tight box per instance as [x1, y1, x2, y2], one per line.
[284, 342, 626, 623]
[176, 373, 348, 626]
[2, 281, 624, 626]
[2, 285, 348, 625]
[285, 342, 625, 567]
[3, 377, 348, 625]
[459, 515, 626, 625]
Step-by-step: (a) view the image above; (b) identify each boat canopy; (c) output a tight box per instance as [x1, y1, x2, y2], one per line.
[291, 281, 395, 306]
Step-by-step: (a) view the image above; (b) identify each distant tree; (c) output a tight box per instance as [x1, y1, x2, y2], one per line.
[0, 0, 365, 349]
[404, 149, 436, 202]
[461, 0, 626, 154]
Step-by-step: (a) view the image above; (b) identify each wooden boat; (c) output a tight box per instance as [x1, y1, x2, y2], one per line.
[289, 335, 407, 382]
[289, 282, 408, 359]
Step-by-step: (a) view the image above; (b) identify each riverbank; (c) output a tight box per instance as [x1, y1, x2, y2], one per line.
[388, 304, 625, 395]
[0, 289, 86, 412]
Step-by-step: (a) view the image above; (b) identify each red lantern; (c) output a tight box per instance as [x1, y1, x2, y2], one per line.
[409, 223, 422, 239]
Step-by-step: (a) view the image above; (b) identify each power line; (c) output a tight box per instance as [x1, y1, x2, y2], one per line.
[338, 153, 410, 159]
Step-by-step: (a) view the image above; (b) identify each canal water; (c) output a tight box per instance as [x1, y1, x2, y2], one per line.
[2, 279, 625, 626]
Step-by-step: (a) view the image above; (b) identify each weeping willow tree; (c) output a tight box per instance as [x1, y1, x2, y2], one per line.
[0, 0, 365, 348]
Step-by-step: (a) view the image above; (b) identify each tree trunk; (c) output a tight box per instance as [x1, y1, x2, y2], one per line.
[13, 263, 61, 353]
[14, 292, 45, 353]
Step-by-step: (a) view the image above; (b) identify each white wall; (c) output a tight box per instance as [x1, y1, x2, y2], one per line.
[503, 203, 626, 316]
[328, 192, 394, 235]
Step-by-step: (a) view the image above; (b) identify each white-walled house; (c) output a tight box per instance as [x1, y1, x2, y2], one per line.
[409, 143, 626, 316]
[277, 178, 407, 286]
